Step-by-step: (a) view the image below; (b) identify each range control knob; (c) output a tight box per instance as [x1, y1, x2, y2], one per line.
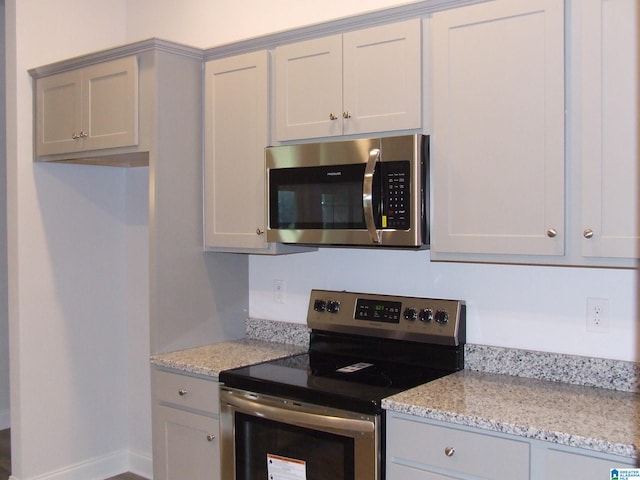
[434, 310, 449, 324]
[419, 308, 433, 323]
[403, 307, 418, 321]
[326, 300, 341, 314]
[313, 299, 327, 312]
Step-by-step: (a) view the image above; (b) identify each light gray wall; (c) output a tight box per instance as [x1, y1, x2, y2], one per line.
[0, 0, 10, 430]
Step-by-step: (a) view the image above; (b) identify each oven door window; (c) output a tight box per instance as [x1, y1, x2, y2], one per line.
[235, 412, 355, 480]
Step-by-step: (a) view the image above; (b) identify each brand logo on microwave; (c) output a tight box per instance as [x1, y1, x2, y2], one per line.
[326, 172, 342, 176]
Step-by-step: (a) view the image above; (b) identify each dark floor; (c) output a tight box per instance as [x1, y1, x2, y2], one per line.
[0, 429, 148, 480]
[0, 429, 9, 480]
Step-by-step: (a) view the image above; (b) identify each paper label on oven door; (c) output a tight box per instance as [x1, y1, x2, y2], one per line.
[337, 362, 373, 373]
[267, 454, 306, 480]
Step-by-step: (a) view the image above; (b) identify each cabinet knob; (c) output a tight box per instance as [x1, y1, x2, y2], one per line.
[178, 389, 188, 396]
[343, 111, 351, 119]
[546, 228, 558, 238]
[72, 132, 80, 140]
[256, 228, 264, 235]
[583, 228, 594, 239]
[79, 131, 88, 138]
[329, 113, 338, 120]
[444, 446, 455, 457]
[206, 434, 216, 442]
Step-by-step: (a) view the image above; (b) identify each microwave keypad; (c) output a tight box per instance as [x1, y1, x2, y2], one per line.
[383, 161, 410, 230]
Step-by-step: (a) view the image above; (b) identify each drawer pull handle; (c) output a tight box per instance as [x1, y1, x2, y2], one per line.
[178, 389, 188, 396]
[444, 446, 455, 457]
[207, 434, 216, 442]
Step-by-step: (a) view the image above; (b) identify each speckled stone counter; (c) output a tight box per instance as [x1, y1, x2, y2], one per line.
[150, 338, 305, 378]
[382, 370, 639, 459]
[151, 318, 639, 460]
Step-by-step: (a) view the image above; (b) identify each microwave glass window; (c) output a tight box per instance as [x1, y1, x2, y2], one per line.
[235, 412, 355, 480]
[276, 182, 365, 229]
[270, 164, 376, 230]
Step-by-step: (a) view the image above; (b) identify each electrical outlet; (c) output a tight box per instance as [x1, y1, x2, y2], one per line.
[586, 298, 609, 332]
[273, 279, 285, 304]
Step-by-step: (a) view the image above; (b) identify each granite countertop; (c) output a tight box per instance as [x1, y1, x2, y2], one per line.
[383, 369, 639, 459]
[150, 338, 305, 378]
[150, 319, 639, 461]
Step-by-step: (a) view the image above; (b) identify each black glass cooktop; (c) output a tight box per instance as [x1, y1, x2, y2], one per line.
[219, 351, 454, 415]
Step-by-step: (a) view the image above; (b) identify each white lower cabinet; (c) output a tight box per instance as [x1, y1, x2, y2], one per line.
[545, 448, 633, 480]
[387, 414, 530, 479]
[387, 413, 635, 480]
[152, 369, 220, 480]
[389, 463, 459, 480]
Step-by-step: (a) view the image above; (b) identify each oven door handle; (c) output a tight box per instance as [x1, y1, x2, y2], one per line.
[363, 148, 382, 244]
[224, 394, 375, 434]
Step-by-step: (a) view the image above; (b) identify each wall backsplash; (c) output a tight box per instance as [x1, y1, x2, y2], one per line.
[248, 248, 638, 363]
[246, 318, 639, 393]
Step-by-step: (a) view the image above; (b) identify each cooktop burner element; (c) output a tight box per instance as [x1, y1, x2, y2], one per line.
[220, 290, 466, 414]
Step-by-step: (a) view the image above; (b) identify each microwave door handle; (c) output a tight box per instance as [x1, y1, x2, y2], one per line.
[363, 148, 382, 244]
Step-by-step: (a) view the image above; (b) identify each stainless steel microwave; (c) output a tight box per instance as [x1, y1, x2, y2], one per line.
[266, 134, 429, 248]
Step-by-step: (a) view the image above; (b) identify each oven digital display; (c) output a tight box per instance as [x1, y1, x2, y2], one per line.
[354, 298, 401, 323]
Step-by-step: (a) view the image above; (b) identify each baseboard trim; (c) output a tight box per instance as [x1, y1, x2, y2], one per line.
[6, 448, 153, 480]
[0, 408, 9, 430]
[128, 449, 153, 479]
[11, 448, 129, 480]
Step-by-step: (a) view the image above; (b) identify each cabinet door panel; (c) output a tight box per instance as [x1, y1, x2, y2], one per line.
[546, 448, 634, 479]
[82, 56, 139, 151]
[432, 0, 565, 256]
[204, 51, 270, 250]
[580, 0, 639, 258]
[154, 406, 219, 480]
[275, 35, 343, 140]
[36, 70, 83, 156]
[343, 19, 422, 135]
[389, 463, 460, 480]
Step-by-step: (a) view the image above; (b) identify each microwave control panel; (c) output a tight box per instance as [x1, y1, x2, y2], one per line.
[381, 161, 411, 230]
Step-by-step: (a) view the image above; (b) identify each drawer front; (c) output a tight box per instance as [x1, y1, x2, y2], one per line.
[388, 416, 530, 479]
[154, 369, 219, 414]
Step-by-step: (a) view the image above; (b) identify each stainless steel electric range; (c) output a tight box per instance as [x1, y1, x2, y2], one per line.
[219, 289, 466, 480]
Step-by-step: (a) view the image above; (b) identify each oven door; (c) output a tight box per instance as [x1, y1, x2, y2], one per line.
[220, 386, 380, 480]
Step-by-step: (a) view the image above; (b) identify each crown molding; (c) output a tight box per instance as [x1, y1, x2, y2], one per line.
[28, 38, 203, 79]
[203, 0, 489, 61]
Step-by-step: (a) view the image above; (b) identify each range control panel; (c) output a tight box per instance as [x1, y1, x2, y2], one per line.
[307, 289, 465, 346]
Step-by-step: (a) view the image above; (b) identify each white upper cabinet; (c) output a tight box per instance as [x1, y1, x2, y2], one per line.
[204, 51, 271, 251]
[204, 51, 313, 254]
[36, 56, 139, 158]
[431, 0, 565, 257]
[275, 19, 422, 141]
[579, 0, 639, 259]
